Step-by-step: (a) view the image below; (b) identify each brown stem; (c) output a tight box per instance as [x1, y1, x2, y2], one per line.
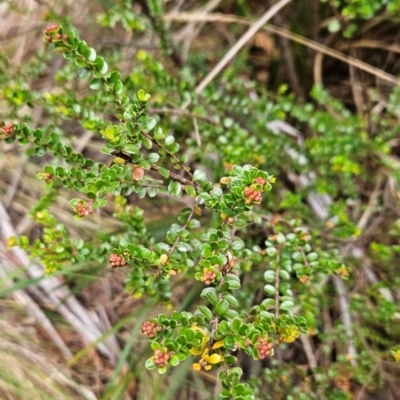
[267, 1, 304, 99]
[150, 164, 199, 189]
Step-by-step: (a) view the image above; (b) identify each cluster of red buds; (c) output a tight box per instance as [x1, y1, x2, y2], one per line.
[243, 177, 268, 205]
[256, 337, 274, 359]
[200, 267, 217, 285]
[76, 201, 93, 217]
[108, 253, 129, 269]
[43, 24, 59, 34]
[244, 186, 262, 204]
[299, 275, 309, 284]
[141, 321, 162, 338]
[153, 349, 172, 367]
[253, 177, 267, 187]
[38, 172, 53, 183]
[0, 123, 14, 137]
[43, 25, 68, 42]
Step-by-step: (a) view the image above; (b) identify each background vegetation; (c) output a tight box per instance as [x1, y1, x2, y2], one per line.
[1, 0, 400, 399]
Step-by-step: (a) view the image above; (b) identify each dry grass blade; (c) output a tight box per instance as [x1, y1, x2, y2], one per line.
[193, 0, 293, 95]
[0, 201, 122, 365]
[174, 0, 292, 111]
[0, 319, 97, 400]
[163, 12, 400, 86]
[0, 249, 73, 361]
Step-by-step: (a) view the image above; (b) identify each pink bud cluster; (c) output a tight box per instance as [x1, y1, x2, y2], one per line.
[200, 268, 217, 285]
[256, 337, 274, 359]
[244, 186, 262, 204]
[108, 253, 127, 269]
[1, 123, 14, 136]
[43, 25, 68, 42]
[243, 177, 268, 205]
[76, 201, 93, 217]
[43, 24, 59, 34]
[153, 349, 172, 367]
[141, 321, 162, 338]
[39, 172, 53, 183]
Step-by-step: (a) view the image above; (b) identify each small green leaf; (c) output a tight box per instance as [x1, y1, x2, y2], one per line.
[261, 298, 275, 308]
[89, 78, 103, 90]
[307, 252, 318, 261]
[200, 288, 219, 306]
[224, 294, 239, 308]
[36, 147, 46, 156]
[264, 270, 275, 282]
[113, 80, 123, 94]
[215, 299, 229, 316]
[138, 160, 151, 169]
[264, 284, 276, 295]
[108, 71, 120, 84]
[154, 126, 165, 140]
[231, 318, 241, 333]
[224, 335, 235, 349]
[137, 89, 151, 102]
[95, 57, 108, 74]
[168, 181, 182, 197]
[193, 169, 206, 182]
[177, 242, 191, 252]
[146, 117, 157, 131]
[280, 300, 295, 310]
[198, 305, 213, 320]
[92, 198, 107, 209]
[158, 167, 169, 178]
[148, 153, 160, 163]
[124, 144, 139, 154]
[328, 19, 341, 33]
[77, 40, 89, 56]
[185, 185, 196, 197]
[19, 236, 29, 246]
[164, 135, 175, 145]
[78, 68, 91, 78]
[87, 47, 97, 62]
[169, 355, 180, 367]
[279, 270, 290, 280]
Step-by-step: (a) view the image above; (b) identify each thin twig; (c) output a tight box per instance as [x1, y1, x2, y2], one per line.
[176, 0, 292, 110]
[267, 0, 304, 98]
[164, 12, 400, 86]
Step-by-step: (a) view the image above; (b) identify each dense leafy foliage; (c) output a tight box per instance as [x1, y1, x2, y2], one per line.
[1, 1, 400, 399]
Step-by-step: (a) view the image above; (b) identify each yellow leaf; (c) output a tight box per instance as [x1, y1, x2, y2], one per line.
[192, 363, 201, 371]
[207, 353, 223, 364]
[282, 335, 296, 343]
[189, 348, 203, 356]
[212, 341, 224, 349]
[113, 157, 126, 164]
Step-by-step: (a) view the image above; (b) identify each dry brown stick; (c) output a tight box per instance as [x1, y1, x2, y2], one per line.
[349, 49, 365, 117]
[0, 247, 73, 361]
[0, 336, 97, 400]
[267, 0, 304, 99]
[164, 12, 399, 86]
[300, 334, 317, 369]
[0, 200, 121, 364]
[194, 0, 292, 95]
[357, 173, 383, 231]
[174, 0, 292, 111]
[174, 0, 224, 62]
